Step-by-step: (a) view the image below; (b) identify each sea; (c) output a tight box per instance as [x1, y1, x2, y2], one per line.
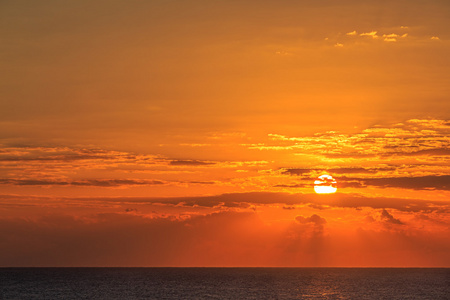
[0, 268, 449, 299]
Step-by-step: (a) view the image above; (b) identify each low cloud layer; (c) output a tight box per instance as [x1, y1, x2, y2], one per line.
[1, 191, 449, 213]
[0, 207, 448, 267]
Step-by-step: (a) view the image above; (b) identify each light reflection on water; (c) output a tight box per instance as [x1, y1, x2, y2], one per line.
[1, 268, 449, 299]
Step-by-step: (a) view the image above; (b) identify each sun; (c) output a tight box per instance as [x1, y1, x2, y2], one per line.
[314, 174, 337, 194]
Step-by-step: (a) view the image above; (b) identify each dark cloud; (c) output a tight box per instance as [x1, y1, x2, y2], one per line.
[68, 192, 450, 213]
[0, 148, 120, 162]
[282, 167, 394, 176]
[282, 169, 311, 175]
[307, 203, 329, 210]
[296, 214, 327, 226]
[274, 169, 448, 191]
[273, 184, 307, 188]
[188, 181, 216, 185]
[169, 160, 214, 166]
[295, 214, 327, 236]
[380, 209, 404, 225]
[0, 154, 113, 162]
[0, 211, 266, 267]
[0, 179, 166, 187]
[327, 168, 376, 174]
[2, 191, 448, 214]
[342, 175, 450, 191]
[283, 206, 296, 210]
[0, 208, 448, 267]
[390, 148, 450, 156]
[328, 167, 395, 174]
[0, 179, 69, 186]
[323, 153, 376, 158]
[337, 181, 364, 188]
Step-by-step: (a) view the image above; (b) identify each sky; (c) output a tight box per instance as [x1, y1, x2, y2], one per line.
[0, 0, 449, 267]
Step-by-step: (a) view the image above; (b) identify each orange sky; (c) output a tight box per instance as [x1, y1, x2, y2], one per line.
[0, 0, 449, 267]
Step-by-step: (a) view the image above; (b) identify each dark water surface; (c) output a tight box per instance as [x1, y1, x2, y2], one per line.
[1, 268, 449, 299]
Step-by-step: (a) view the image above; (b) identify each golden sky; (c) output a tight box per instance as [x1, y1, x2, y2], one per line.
[0, 0, 449, 267]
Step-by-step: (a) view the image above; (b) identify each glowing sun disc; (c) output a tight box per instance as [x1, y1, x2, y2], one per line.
[314, 174, 337, 194]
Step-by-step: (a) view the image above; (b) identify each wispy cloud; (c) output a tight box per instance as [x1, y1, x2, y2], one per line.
[360, 31, 379, 38]
[243, 119, 450, 192]
[331, 26, 439, 46]
[0, 179, 166, 187]
[1, 119, 448, 193]
[252, 119, 449, 162]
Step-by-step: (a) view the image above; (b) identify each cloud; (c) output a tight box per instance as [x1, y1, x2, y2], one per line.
[0, 211, 262, 267]
[381, 33, 408, 41]
[399, 148, 450, 156]
[1, 209, 447, 267]
[260, 119, 450, 166]
[360, 31, 379, 38]
[337, 181, 364, 188]
[296, 214, 327, 226]
[169, 159, 215, 166]
[283, 206, 296, 210]
[342, 168, 393, 174]
[0, 147, 142, 162]
[295, 214, 327, 236]
[282, 167, 394, 176]
[0, 179, 166, 187]
[380, 209, 404, 225]
[0, 147, 218, 170]
[0, 190, 448, 267]
[273, 184, 306, 188]
[2, 191, 446, 213]
[0, 145, 259, 190]
[282, 168, 312, 175]
[328, 27, 445, 47]
[1, 119, 448, 194]
[329, 167, 392, 174]
[327, 168, 371, 174]
[342, 175, 450, 191]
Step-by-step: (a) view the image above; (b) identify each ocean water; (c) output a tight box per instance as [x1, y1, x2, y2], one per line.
[0, 268, 448, 299]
